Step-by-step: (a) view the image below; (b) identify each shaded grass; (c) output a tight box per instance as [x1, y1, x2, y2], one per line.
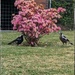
[0, 31, 74, 75]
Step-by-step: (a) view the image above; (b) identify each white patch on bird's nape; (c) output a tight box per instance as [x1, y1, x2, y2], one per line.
[62, 34, 64, 36]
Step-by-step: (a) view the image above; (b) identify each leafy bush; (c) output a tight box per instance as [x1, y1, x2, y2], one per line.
[52, 0, 74, 30]
[11, 0, 65, 46]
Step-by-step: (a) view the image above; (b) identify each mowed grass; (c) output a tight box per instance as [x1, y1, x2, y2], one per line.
[0, 31, 74, 75]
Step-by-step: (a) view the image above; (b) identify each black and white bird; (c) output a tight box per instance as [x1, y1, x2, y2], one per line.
[8, 35, 23, 45]
[59, 32, 73, 45]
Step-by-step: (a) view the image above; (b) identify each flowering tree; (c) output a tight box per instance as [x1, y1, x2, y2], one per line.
[11, 0, 66, 46]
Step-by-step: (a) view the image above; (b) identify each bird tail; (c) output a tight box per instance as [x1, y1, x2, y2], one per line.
[67, 40, 73, 45]
[8, 40, 16, 45]
[70, 42, 73, 45]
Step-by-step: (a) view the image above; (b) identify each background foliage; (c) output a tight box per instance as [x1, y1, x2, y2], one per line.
[52, 0, 74, 30]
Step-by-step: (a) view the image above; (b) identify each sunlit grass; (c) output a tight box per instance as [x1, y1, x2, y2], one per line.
[0, 30, 74, 75]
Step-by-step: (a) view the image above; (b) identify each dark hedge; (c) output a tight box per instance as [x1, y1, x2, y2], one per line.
[51, 0, 74, 30]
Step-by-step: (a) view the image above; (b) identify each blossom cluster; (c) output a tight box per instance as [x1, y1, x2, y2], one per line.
[11, 0, 66, 45]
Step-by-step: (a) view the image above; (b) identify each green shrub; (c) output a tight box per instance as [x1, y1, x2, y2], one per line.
[52, 0, 74, 30]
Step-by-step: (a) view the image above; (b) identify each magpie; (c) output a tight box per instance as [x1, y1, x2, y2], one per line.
[8, 35, 23, 45]
[59, 32, 73, 45]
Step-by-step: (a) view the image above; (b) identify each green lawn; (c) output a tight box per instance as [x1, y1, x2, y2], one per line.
[0, 31, 74, 75]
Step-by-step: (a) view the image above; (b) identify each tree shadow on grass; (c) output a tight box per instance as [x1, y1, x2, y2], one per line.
[3, 40, 72, 48]
[22, 41, 72, 48]
[59, 44, 73, 48]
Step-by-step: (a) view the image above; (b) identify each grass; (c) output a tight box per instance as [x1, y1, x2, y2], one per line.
[0, 30, 74, 75]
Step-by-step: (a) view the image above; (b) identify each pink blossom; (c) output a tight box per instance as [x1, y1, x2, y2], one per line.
[14, 0, 24, 6]
[57, 7, 66, 13]
[11, 0, 66, 46]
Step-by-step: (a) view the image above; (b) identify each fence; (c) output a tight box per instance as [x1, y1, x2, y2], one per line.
[1, 0, 48, 30]
[1, 0, 17, 30]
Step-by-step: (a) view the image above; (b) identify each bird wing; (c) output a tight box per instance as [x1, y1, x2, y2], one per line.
[16, 36, 23, 41]
[62, 34, 68, 40]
